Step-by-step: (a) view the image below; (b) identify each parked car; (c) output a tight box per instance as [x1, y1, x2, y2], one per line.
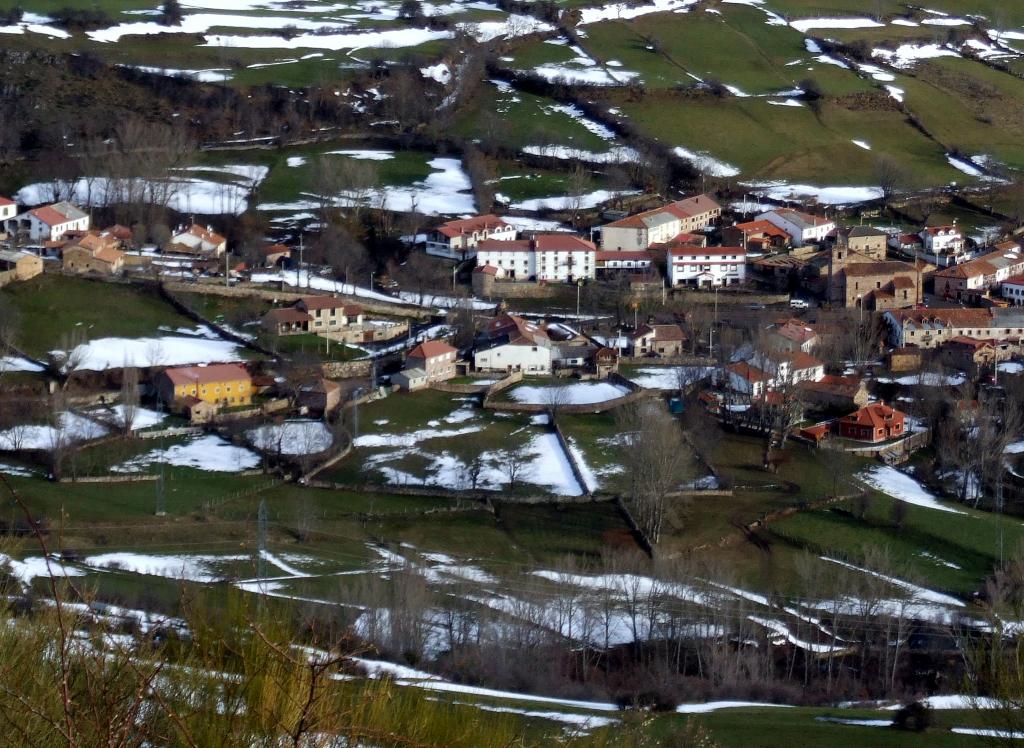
[746, 302, 766, 311]
[789, 298, 810, 309]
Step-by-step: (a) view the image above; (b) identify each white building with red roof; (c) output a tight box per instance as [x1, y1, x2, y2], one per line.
[425, 214, 516, 260]
[474, 313, 553, 374]
[665, 245, 746, 287]
[756, 208, 835, 247]
[475, 234, 596, 282]
[6, 201, 89, 243]
[0, 197, 16, 223]
[600, 194, 721, 251]
[168, 224, 227, 257]
[405, 340, 458, 383]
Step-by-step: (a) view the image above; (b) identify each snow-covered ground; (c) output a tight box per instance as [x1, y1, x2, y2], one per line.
[859, 465, 967, 515]
[54, 335, 244, 371]
[16, 167, 267, 215]
[0, 355, 45, 373]
[247, 420, 334, 455]
[673, 146, 740, 178]
[115, 434, 261, 473]
[626, 366, 713, 390]
[0, 412, 108, 451]
[744, 181, 884, 205]
[505, 382, 630, 405]
[83, 552, 250, 583]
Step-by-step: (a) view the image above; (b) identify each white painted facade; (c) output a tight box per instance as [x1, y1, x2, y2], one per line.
[922, 226, 965, 256]
[756, 210, 835, 247]
[667, 247, 746, 287]
[474, 341, 552, 374]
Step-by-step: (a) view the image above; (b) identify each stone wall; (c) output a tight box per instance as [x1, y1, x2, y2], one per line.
[164, 279, 429, 319]
[472, 273, 559, 300]
[321, 359, 374, 379]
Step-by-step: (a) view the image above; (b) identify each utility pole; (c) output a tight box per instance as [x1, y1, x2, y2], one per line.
[576, 279, 583, 318]
[298, 234, 305, 288]
[257, 498, 268, 593]
[224, 249, 229, 288]
[155, 459, 166, 516]
[353, 392, 360, 440]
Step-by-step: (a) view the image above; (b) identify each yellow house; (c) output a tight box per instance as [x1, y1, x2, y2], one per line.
[155, 363, 252, 408]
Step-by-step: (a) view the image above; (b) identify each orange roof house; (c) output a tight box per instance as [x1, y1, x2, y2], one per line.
[838, 403, 905, 443]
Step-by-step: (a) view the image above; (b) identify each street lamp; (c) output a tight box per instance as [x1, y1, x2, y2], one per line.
[576, 278, 584, 318]
[452, 264, 458, 291]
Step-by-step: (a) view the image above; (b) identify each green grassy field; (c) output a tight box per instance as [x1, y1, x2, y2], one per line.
[0, 275, 195, 357]
[577, 6, 873, 95]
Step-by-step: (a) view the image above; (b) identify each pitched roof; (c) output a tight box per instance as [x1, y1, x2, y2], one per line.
[476, 239, 532, 253]
[30, 205, 75, 227]
[936, 247, 1024, 279]
[604, 194, 720, 230]
[651, 324, 686, 341]
[765, 208, 833, 230]
[92, 246, 124, 265]
[783, 351, 824, 371]
[797, 374, 863, 397]
[435, 214, 511, 238]
[0, 196, 14, 206]
[407, 340, 457, 359]
[923, 225, 961, 236]
[842, 260, 917, 277]
[180, 224, 226, 245]
[296, 296, 362, 314]
[161, 363, 250, 386]
[840, 403, 904, 429]
[264, 308, 312, 324]
[773, 319, 818, 344]
[726, 361, 768, 383]
[533, 234, 596, 252]
[734, 219, 791, 239]
[841, 225, 886, 238]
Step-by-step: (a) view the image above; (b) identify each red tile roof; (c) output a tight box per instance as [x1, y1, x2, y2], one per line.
[840, 403, 904, 429]
[435, 214, 510, 238]
[162, 363, 250, 386]
[297, 297, 362, 314]
[30, 205, 73, 227]
[666, 245, 745, 258]
[408, 340, 457, 359]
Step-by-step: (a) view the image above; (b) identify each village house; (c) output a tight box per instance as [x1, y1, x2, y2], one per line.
[294, 297, 364, 332]
[6, 202, 90, 243]
[297, 378, 341, 415]
[749, 350, 826, 386]
[154, 363, 252, 410]
[933, 242, 1024, 301]
[721, 361, 769, 398]
[260, 243, 291, 268]
[838, 403, 906, 443]
[600, 194, 721, 251]
[721, 220, 792, 253]
[474, 314, 553, 374]
[425, 215, 517, 260]
[889, 233, 924, 256]
[167, 224, 227, 257]
[796, 374, 870, 411]
[883, 307, 1024, 348]
[629, 324, 687, 357]
[0, 197, 16, 224]
[61, 232, 125, 275]
[920, 225, 967, 266]
[756, 208, 835, 248]
[938, 336, 1016, 375]
[405, 340, 458, 384]
[749, 253, 807, 291]
[832, 261, 921, 310]
[665, 244, 746, 287]
[474, 234, 597, 282]
[766, 318, 819, 354]
[0, 249, 43, 285]
[1001, 274, 1024, 305]
[834, 226, 887, 261]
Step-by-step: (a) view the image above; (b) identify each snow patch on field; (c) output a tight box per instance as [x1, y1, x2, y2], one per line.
[114, 434, 261, 473]
[0, 412, 108, 451]
[83, 552, 248, 583]
[790, 17, 883, 32]
[873, 43, 959, 69]
[248, 420, 334, 455]
[673, 146, 741, 177]
[53, 335, 244, 371]
[859, 465, 967, 515]
[203, 27, 452, 51]
[627, 366, 713, 390]
[506, 382, 629, 405]
[578, 0, 698, 25]
[745, 181, 883, 205]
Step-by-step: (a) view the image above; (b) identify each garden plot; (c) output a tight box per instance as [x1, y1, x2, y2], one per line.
[113, 434, 261, 473]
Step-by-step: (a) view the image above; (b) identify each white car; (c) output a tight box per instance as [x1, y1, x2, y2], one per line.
[789, 298, 810, 309]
